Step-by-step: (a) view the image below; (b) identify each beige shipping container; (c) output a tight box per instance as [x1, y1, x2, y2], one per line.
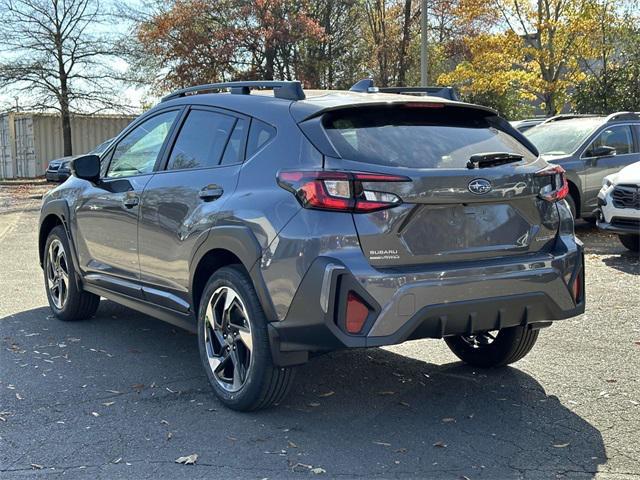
[0, 112, 137, 179]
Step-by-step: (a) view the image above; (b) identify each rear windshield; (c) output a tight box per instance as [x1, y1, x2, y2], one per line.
[323, 106, 535, 169]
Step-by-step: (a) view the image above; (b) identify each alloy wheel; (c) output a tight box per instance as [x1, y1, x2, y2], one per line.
[203, 286, 253, 392]
[46, 239, 69, 309]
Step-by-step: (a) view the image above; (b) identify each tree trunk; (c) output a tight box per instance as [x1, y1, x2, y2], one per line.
[60, 99, 72, 157]
[398, 0, 412, 86]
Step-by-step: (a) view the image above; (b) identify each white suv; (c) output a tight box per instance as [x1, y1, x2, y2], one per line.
[597, 161, 640, 252]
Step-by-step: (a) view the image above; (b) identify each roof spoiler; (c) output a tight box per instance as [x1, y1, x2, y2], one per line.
[162, 81, 306, 102]
[349, 78, 459, 101]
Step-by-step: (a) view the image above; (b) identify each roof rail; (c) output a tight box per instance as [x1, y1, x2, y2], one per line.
[605, 111, 640, 122]
[161, 80, 305, 102]
[349, 79, 459, 100]
[541, 114, 598, 124]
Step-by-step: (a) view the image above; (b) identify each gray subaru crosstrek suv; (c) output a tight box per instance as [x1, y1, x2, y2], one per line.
[38, 80, 585, 411]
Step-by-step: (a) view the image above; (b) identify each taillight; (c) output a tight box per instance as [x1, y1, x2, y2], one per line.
[536, 165, 569, 202]
[277, 170, 411, 213]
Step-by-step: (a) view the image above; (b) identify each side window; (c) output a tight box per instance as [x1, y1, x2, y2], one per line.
[107, 111, 178, 178]
[167, 110, 236, 170]
[220, 118, 248, 165]
[246, 119, 276, 158]
[585, 125, 634, 157]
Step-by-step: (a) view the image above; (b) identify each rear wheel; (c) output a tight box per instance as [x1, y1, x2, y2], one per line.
[619, 234, 640, 252]
[197, 265, 295, 411]
[444, 326, 539, 367]
[44, 226, 100, 321]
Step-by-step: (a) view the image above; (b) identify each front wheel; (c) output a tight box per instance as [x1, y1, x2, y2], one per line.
[44, 226, 100, 321]
[197, 266, 295, 411]
[444, 326, 539, 367]
[618, 234, 640, 252]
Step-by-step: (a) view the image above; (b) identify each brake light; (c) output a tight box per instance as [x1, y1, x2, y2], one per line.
[536, 165, 569, 202]
[346, 292, 369, 334]
[277, 170, 411, 213]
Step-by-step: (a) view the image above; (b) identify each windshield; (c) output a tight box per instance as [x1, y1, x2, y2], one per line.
[323, 106, 535, 169]
[524, 119, 601, 155]
[90, 138, 113, 155]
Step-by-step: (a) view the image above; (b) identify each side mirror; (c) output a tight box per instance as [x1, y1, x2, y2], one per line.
[71, 154, 101, 183]
[589, 145, 617, 158]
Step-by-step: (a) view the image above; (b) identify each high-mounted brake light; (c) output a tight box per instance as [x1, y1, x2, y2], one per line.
[536, 165, 569, 202]
[277, 170, 411, 213]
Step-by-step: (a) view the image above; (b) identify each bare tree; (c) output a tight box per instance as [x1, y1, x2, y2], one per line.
[0, 0, 127, 155]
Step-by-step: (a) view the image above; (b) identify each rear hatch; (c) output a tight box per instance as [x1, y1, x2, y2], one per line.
[319, 104, 561, 267]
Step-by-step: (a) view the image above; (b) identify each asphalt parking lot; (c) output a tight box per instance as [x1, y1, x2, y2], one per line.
[1, 184, 639, 479]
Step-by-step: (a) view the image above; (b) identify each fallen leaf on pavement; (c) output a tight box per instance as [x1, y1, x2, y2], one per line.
[433, 441, 447, 448]
[553, 442, 570, 448]
[175, 453, 198, 465]
[318, 391, 335, 397]
[30, 464, 43, 470]
[102, 402, 115, 407]
[373, 441, 391, 446]
[311, 467, 326, 474]
[288, 441, 298, 448]
[442, 417, 456, 423]
[91, 412, 100, 417]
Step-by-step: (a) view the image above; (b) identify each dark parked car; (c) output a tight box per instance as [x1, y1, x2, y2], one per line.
[45, 138, 114, 182]
[524, 112, 640, 219]
[39, 80, 585, 411]
[510, 117, 547, 132]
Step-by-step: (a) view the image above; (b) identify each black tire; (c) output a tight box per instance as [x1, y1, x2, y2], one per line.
[44, 226, 100, 321]
[619, 234, 640, 252]
[197, 265, 295, 411]
[444, 326, 539, 368]
[565, 194, 578, 219]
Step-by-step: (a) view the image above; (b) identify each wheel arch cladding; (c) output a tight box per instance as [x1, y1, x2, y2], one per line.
[39, 214, 63, 266]
[190, 226, 277, 322]
[567, 180, 581, 216]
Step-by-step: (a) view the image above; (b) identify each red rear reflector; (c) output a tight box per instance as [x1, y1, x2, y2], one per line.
[572, 271, 583, 303]
[346, 292, 369, 334]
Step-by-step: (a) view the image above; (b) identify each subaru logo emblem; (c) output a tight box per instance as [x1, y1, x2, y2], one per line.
[468, 179, 492, 195]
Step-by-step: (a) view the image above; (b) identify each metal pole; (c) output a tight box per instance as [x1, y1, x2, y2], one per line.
[420, 0, 428, 86]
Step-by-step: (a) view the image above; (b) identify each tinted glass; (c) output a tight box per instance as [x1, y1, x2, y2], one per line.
[324, 106, 535, 168]
[220, 118, 248, 165]
[247, 119, 276, 158]
[167, 110, 236, 170]
[525, 119, 601, 155]
[107, 111, 178, 178]
[585, 125, 634, 156]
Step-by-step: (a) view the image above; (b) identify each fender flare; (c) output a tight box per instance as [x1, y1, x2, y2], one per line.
[39, 199, 83, 289]
[189, 225, 278, 322]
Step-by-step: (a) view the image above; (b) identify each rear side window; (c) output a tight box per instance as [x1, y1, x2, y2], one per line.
[323, 106, 535, 169]
[246, 119, 276, 158]
[167, 110, 236, 170]
[220, 118, 248, 165]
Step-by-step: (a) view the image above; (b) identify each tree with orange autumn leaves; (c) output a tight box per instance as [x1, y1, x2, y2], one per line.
[127, 0, 640, 117]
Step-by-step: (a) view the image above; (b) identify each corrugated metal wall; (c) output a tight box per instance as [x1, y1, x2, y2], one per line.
[0, 112, 137, 179]
[0, 113, 15, 178]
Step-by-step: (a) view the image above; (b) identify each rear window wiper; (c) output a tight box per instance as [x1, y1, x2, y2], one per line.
[467, 152, 524, 169]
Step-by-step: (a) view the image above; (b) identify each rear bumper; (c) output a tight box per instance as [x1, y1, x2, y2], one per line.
[268, 237, 585, 366]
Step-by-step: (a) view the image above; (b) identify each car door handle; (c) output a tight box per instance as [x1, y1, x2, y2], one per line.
[122, 195, 139, 208]
[199, 186, 224, 201]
